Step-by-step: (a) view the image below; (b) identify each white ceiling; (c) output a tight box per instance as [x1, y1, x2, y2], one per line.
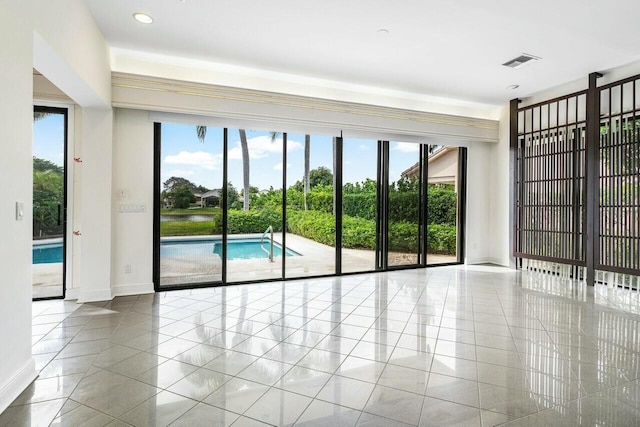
[84, 0, 640, 106]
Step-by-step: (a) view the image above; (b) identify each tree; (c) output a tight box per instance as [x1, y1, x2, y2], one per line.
[196, 126, 251, 211]
[239, 129, 250, 211]
[165, 184, 195, 209]
[32, 157, 63, 237]
[270, 132, 311, 210]
[163, 176, 197, 192]
[309, 166, 333, 188]
[304, 135, 310, 210]
[226, 182, 240, 208]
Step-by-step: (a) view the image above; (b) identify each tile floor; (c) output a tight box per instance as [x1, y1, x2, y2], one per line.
[3, 265, 640, 426]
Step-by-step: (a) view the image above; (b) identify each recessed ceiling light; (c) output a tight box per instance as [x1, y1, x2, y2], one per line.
[506, 84, 520, 90]
[377, 29, 390, 37]
[133, 13, 153, 24]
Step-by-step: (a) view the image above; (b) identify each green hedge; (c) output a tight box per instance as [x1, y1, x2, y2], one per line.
[227, 209, 282, 234]
[160, 208, 456, 254]
[288, 187, 456, 225]
[287, 210, 456, 254]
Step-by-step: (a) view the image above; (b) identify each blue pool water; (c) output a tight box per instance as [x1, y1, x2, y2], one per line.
[33, 238, 300, 264]
[161, 238, 300, 260]
[33, 243, 63, 264]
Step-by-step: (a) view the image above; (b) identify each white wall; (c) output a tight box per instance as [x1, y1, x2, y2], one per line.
[464, 142, 493, 264]
[111, 109, 154, 296]
[77, 108, 113, 302]
[0, 0, 112, 413]
[488, 105, 512, 266]
[0, 2, 38, 413]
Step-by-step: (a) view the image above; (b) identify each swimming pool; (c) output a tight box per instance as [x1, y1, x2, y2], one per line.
[161, 238, 300, 260]
[33, 238, 301, 264]
[33, 243, 63, 264]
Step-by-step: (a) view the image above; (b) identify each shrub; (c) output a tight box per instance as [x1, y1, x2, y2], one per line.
[287, 210, 336, 246]
[427, 223, 457, 254]
[388, 222, 419, 253]
[307, 191, 333, 213]
[427, 187, 457, 226]
[227, 209, 282, 234]
[342, 216, 376, 249]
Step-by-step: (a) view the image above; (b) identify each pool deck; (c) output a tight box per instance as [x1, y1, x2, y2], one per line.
[32, 234, 457, 297]
[160, 233, 457, 286]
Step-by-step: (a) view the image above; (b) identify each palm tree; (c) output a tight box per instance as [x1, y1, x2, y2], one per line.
[197, 126, 251, 211]
[304, 134, 310, 210]
[238, 129, 250, 211]
[269, 132, 311, 210]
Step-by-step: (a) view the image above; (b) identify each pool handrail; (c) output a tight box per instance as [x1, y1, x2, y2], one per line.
[260, 226, 274, 262]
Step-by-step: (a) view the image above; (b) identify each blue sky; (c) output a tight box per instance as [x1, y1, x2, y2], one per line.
[161, 123, 421, 191]
[33, 113, 65, 167]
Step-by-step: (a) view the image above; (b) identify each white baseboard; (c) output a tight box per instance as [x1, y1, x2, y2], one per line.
[486, 257, 510, 267]
[113, 283, 154, 298]
[77, 288, 113, 303]
[65, 288, 79, 301]
[0, 358, 37, 413]
[465, 257, 492, 265]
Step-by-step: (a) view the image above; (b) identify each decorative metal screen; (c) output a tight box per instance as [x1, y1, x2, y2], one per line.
[515, 92, 587, 265]
[598, 77, 640, 275]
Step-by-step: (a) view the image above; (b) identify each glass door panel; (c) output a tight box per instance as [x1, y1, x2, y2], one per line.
[158, 123, 223, 287]
[33, 107, 67, 299]
[285, 133, 336, 278]
[341, 138, 379, 273]
[388, 141, 421, 266]
[226, 128, 283, 282]
[427, 145, 460, 264]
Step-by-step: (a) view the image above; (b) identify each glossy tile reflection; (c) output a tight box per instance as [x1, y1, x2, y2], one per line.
[4, 265, 640, 426]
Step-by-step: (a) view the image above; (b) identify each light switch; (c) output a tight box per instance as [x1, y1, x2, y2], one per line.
[16, 201, 24, 221]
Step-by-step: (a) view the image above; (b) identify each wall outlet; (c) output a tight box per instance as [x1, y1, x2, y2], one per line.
[124, 264, 131, 274]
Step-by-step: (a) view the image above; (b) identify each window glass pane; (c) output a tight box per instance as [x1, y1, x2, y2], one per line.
[159, 123, 223, 287]
[427, 145, 459, 264]
[226, 129, 283, 282]
[342, 138, 378, 273]
[388, 141, 420, 266]
[33, 109, 66, 298]
[285, 133, 336, 277]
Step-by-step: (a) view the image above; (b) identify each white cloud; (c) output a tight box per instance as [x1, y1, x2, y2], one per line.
[274, 162, 292, 171]
[164, 151, 222, 170]
[166, 169, 194, 177]
[345, 160, 352, 165]
[228, 135, 302, 160]
[358, 144, 369, 150]
[392, 142, 420, 153]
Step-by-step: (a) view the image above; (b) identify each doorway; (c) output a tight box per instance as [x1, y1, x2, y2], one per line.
[32, 106, 68, 299]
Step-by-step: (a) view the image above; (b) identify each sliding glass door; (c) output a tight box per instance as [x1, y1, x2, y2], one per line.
[426, 145, 465, 265]
[225, 128, 284, 283]
[32, 106, 67, 299]
[154, 123, 466, 290]
[387, 141, 422, 267]
[156, 123, 223, 287]
[285, 133, 337, 278]
[341, 138, 379, 273]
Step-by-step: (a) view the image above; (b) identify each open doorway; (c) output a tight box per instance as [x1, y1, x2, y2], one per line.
[32, 106, 68, 299]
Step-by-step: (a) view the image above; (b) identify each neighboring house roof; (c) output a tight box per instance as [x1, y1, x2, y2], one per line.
[401, 146, 458, 178]
[201, 189, 221, 198]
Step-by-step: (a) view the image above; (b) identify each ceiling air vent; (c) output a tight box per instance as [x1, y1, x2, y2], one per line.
[502, 54, 541, 69]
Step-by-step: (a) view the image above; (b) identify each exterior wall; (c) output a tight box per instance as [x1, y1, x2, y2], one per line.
[427, 148, 459, 188]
